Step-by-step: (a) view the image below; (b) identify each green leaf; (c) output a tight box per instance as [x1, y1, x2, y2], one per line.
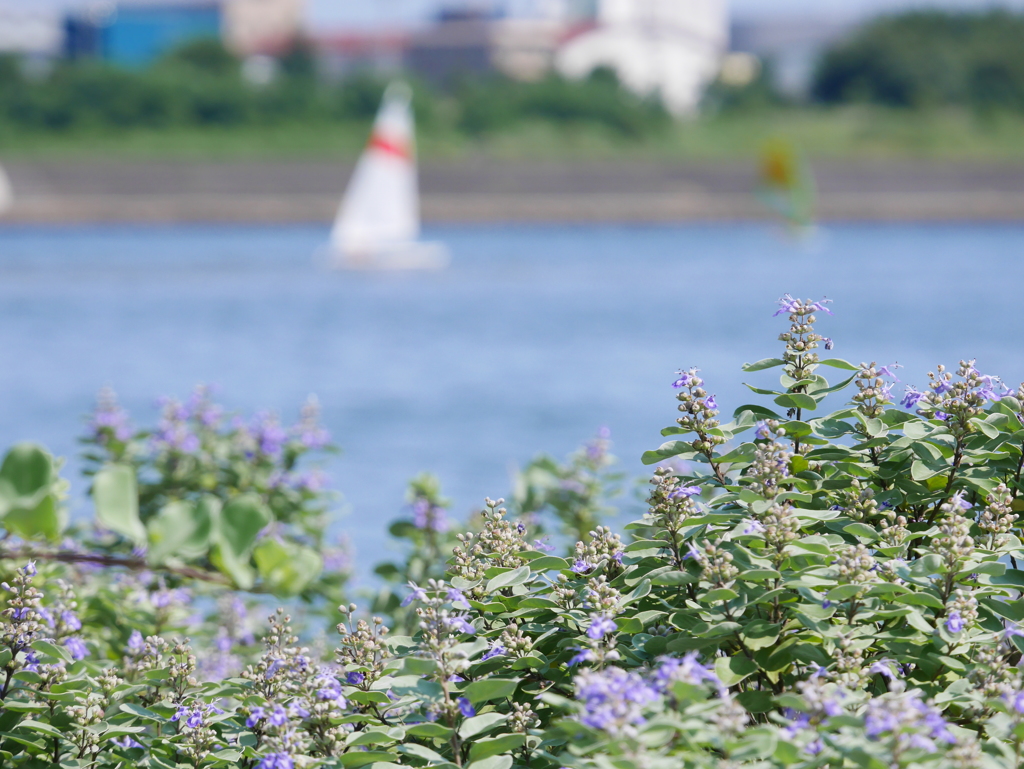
[739, 620, 781, 651]
[119, 703, 161, 720]
[733, 404, 784, 421]
[527, 556, 569, 572]
[817, 358, 860, 371]
[147, 498, 216, 564]
[715, 655, 758, 686]
[463, 677, 519, 704]
[459, 712, 507, 740]
[469, 735, 525, 762]
[742, 358, 786, 372]
[210, 543, 255, 590]
[93, 463, 146, 546]
[642, 440, 691, 465]
[3, 493, 62, 542]
[339, 752, 398, 768]
[485, 565, 531, 593]
[30, 639, 71, 663]
[253, 538, 323, 596]
[0, 443, 53, 503]
[844, 523, 879, 541]
[911, 459, 943, 481]
[218, 493, 272, 558]
[405, 722, 453, 738]
[466, 756, 514, 769]
[774, 393, 817, 411]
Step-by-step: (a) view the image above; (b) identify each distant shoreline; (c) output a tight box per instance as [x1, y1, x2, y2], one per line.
[3, 159, 1024, 224]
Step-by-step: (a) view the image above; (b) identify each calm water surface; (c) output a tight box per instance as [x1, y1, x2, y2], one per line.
[1, 223, 1022, 581]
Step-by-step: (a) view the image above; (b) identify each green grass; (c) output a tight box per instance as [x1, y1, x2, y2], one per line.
[2, 107, 1024, 163]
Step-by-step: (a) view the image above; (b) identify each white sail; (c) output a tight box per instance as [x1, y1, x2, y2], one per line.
[0, 163, 13, 216]
[328, 82, 449, 270]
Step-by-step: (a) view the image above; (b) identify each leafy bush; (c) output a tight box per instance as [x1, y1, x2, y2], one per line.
[812, 10, 1024, 111]
[4, 295, 1024, 768]
[457, 71, 670, 138]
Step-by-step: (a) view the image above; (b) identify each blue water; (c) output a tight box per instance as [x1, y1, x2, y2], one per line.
[1, 223, 1023, 582]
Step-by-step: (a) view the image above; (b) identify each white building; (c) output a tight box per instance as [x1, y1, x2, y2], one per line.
[555, 0, 729, 116]
[0, 4, 63, 56]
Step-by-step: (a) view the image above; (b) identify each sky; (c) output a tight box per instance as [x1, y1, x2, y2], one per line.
[4, 0, 1024, 28]
[305, 0, 1024, 28]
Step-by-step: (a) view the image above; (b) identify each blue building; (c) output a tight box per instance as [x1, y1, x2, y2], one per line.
[65, 1, 223, 67]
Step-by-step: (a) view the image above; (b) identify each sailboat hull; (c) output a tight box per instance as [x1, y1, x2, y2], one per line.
[328, 241, 451, 272]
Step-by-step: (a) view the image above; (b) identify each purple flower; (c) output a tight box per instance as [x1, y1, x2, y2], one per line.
[754, 421, 772, 440]
[743, 520, 765, 535]
[672, 370, 696, 389]
[805, 739, 824, 756]
[446, 588, 467, 605]
[412, 500, 449, 533]
[290, 704, 310, 719]
[774, 294, 801, 316]
[533, 539, 556, 553]
[257, 753, 295, 769]
[945, 611, 964, 634]
[587, 614, 617, 640]
[151, 585, 190, 610]
[652, 652, 719, 690]
[126, 630, 145, 654]
[823, 338, 834, 351]
[267, 705, 288, 727]
[901, 386, 926, 409]
[705, 395, 718, 411]
[61, 610, 82, 632]
[64, 637, 88, 660]
[110, 735, 143, 749]
[668, 485, 701, 499]
[23, 651, 40, 673]
[346, 671, 365, 685]
[186, 709, 204, 729]
[23, 561, 37, 577]
[569, 649, 594, 666]
[247, 411, 288, 456]
[878, 364, 902, 382]
[447, 615, 476, 635]
[821, 600, 832, 609]
[246, 707, 265, 727]
[457, 697, 476, 717]
[482, 644, 506, 661]
[574, 667, 658, 737]
[571, 559, 592, 574]
[1008, 690, 1024, 715]
[401, 583, 428, 608]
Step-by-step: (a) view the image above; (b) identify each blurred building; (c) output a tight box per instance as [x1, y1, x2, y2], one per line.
[65, 1, 222, 65]
[0, 5, 63, 56]
[730, 16, 854, 97]
[405, 6, 576, 85]
[223, 0, 304, 55]
[555, 0, 729, 115]
[63, 0, 305, 65]
[315, 31, 409, 79]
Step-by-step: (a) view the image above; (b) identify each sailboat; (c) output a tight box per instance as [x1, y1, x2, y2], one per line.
[0, 162, 13, 216]
[326, 82, 450, 271]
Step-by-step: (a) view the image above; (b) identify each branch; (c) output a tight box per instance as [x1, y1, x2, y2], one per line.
[0, 548, 233, 586]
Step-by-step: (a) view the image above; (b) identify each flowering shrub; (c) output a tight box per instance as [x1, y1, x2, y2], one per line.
[79, 386, 348, 596]
[3, 295, 1024, 768]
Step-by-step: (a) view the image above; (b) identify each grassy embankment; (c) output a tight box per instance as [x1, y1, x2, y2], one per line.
[2, 107, 1024, 163]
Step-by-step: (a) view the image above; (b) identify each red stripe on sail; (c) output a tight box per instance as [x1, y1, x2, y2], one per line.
[367, 133, 412, 160]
